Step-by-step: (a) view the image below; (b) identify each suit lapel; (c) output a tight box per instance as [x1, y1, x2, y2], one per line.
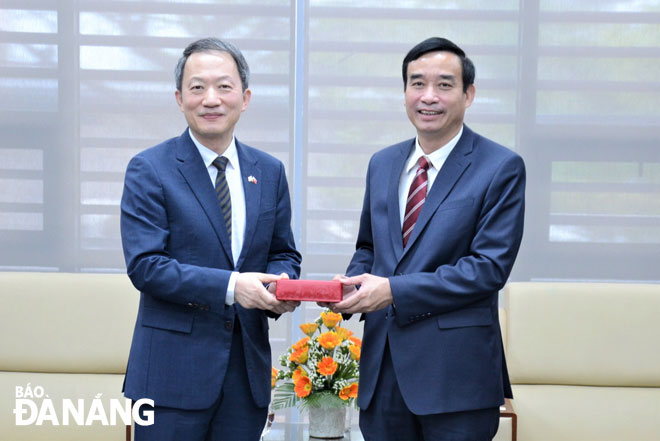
[388, 140, 414, 261]
[235, 140, 261, 269]
[175, 130, 233, 264]
[400, 127, 474, 261]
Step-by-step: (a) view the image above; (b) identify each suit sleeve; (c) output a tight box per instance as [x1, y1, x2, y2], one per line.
[389, 154, 526, 327]
[346, 161, 375, 277]
[265, 162, 302, 279]
[120, 154, 232, 311]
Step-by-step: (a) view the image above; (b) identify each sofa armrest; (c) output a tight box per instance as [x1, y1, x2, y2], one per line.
[497, 398, 517, 441]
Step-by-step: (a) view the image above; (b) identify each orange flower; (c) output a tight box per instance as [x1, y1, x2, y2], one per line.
[348, 336, 362, 347]
[271, 367, 279, 389]
[292, 366, 307, 382]
[349, 345, 361, 361]
[339, 383, 358, 401]
[289, 346, 309, 364]
[321, 311, 342, 328]
[292, 336, 310, 351]
[317, 331, 342, 350]
[294, 376, 312, 398]
[299, 323, 319, 336]
[317, 356, 338, 376]
[334, 326, 353, 341]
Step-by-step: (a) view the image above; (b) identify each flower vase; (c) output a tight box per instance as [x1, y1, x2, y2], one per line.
[308, 405, 346, 439]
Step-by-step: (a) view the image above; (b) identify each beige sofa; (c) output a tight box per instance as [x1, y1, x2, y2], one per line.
[0, 272, 137, 441]
[504, 282, 660, 441]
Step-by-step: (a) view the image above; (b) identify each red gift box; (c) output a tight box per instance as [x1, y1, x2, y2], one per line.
[275, 279, 343, 303]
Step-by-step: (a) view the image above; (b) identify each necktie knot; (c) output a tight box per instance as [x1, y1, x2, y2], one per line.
[418, 156, 430, 171]
[212, 156, 229, 172]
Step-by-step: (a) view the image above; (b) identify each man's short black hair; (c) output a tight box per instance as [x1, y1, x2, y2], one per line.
[402, 37, 475, 93]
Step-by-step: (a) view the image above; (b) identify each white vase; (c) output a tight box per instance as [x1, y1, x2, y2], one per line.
[308, 405, 347, 439]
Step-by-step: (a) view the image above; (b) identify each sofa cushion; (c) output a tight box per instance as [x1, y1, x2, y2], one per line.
[0, 371, 128, 440]
[512, 384, 660, 441]
[0, 272, 138, 374]
[505, 282, 660, 387]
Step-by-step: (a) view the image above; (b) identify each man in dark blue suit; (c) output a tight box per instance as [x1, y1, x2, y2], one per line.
[120, 38, 301, 440]
[333, 37, 525, 440]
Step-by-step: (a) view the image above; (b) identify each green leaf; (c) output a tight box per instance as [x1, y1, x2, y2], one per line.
[270, 384, 355, 411]
[271, 382, 298, 410]
[299, 391, 348, 411]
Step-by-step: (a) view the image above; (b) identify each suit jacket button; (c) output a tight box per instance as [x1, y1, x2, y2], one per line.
[225, 321, 233, 331]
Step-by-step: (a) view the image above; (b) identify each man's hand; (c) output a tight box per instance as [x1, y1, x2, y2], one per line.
[332, 273, 393, 314]
[235, 272, 299, 314]
[316, 274, 357, 309]
[267, 272, 300, 312]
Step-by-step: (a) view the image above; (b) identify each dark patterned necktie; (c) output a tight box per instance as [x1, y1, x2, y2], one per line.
[402, 156, 431, 247]
[212, 156, 232, 237]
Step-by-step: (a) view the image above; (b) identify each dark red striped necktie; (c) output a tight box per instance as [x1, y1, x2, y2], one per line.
[402, 156, 431, 247]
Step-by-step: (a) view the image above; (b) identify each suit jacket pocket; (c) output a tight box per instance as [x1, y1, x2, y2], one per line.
[437, 306, 492, 329]
[438, 197, 475, 212]
[142, 306, 194, 334]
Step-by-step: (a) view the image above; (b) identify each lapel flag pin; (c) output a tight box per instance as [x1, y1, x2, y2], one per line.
[248, 176, 258, 184]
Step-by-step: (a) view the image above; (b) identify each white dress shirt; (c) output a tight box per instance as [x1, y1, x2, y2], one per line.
[398, 127, 463, 226]
[189, 129, 246, 305]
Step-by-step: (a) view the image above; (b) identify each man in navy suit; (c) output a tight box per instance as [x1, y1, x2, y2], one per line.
[120, 38, 301, 440]
[333, 37, 525, 440]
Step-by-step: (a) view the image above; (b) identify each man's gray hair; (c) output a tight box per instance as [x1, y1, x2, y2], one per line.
[175, 37, 250, 92]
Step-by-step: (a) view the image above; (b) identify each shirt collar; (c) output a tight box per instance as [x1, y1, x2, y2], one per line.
[188, 128, 238, 170]
[405, 126, 464, 173]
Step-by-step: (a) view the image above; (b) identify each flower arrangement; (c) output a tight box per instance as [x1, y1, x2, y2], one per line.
[271, 310, 360, 410]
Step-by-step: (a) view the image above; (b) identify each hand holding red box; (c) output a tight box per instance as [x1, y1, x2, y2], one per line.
[275, 279, 343, 303]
